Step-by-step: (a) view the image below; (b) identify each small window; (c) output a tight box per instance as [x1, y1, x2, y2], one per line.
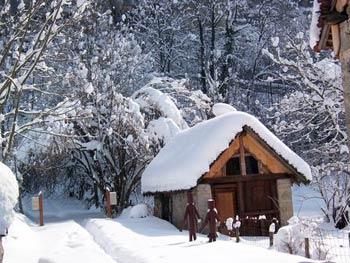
[226, 157, 240, 175]
[245, 156, 259, 174]
[226, 156, 259, 176]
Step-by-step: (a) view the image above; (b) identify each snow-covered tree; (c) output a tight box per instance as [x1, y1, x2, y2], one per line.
[67, 3, 152, 98]
[0, 0, 88, 161]
[64, 77, 210, 211]
[264, 35, 350, 227]
[127, 0, 305, 107]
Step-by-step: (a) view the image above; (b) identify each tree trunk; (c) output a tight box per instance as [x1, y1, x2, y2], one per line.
[339, 11, 350, 150]
[198, 18, 207, 94]
[209, 5, 216, 80]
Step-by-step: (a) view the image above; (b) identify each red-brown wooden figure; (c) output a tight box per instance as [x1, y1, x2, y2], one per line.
[199, 199, 220, 242]
[179, 192, 201, 242]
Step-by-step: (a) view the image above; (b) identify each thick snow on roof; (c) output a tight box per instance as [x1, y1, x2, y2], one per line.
[309, 0, 321, 49]
[212, 103, 236, 116]
[0, 162, 19, 235]
[142, 111, 311, 193]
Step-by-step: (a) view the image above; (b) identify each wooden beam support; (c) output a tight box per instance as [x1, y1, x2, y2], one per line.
[239, 134, 247, 176]
[336, 0, 348, 13]
[200, 173, 290, 185]
[331, 24, 341, 58]
[238, 182, 245, 217]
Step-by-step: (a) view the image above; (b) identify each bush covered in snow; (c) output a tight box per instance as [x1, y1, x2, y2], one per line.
[121, 204, 149, 219]
[0, 162, 19, 235]
[275, 216, 328, 260]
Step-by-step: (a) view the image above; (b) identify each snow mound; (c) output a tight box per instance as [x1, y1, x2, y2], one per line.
[212, 103, 236, 116]
[0, 162, 19, 235]
[3, 214, 41, 263]
[142, 111, 311, 193]
[122, 204, 149, 218]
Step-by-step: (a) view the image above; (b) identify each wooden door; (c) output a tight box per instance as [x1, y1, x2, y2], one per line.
[216, 191, 235, 221]
[161, 194, 171, 221]
[214, 189, 236, 236]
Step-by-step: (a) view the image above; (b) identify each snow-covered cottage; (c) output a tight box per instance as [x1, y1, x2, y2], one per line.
[142, 107, 311, 236]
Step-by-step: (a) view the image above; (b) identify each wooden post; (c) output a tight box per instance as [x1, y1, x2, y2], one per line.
[340, 7, 350, 150]
[305, 237, 310, 259]
[348, 232, 350, 248]
[269, 232, 274, 247]
[105, 187, 111, 218]
[235, 228, 240, 243]
[269, 222, 275, 248]
[38, 192, 44, 226]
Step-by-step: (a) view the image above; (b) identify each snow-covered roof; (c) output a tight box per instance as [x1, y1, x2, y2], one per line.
[309, 0, 334, 51]
[141, 111, 312, 193]
[310, 0, 322, 50]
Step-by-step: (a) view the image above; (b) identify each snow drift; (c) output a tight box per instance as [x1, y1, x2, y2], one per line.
[0, 162, 19, 235]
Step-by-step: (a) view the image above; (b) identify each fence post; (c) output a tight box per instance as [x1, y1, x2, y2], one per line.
[305, 237, 310, 258]
[234, 218, 241, 243]
[38, 192, 44, 226]
[105, 187, 111, 218]
[348, 232, 350, 248]
[269, 232, 274, 247]
[268, 222, 275, 248]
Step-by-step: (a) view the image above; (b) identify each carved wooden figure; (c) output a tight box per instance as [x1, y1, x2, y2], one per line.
[179, 192, 201, 241]
[199, 199, 220, 242]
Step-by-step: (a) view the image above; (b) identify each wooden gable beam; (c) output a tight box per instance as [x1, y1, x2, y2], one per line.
[203, 134, 240, 178]
[243, 126, 308, 183]
[239, 133, 247, 176]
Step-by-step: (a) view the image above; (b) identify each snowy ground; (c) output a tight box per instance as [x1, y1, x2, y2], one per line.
[2, 194, 348, 263]
[292, 185, 325, 218]
[84, 215, 319, 263]
[3, 197, 115, 263]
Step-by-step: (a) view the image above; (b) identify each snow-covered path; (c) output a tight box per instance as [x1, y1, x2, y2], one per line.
[3, 197, 320, 263]
[3, 197, 116, 263]
[84, 215, 317, 263]
[3, 214, 117, 263]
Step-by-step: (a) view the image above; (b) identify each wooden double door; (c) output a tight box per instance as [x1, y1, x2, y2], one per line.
[212, 180, 279, 236]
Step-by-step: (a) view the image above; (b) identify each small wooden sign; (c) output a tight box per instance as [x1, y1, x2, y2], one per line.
[110, 192, 117, 205]
[32, 197, 39, 211]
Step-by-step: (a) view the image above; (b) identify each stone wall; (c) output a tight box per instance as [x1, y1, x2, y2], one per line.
[276, 178, 293, 226]
[193, 184, 212, 233]
[168, 184, 213, 230]
[193, 184, 213, 220]
[170, 191, 188, 228]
